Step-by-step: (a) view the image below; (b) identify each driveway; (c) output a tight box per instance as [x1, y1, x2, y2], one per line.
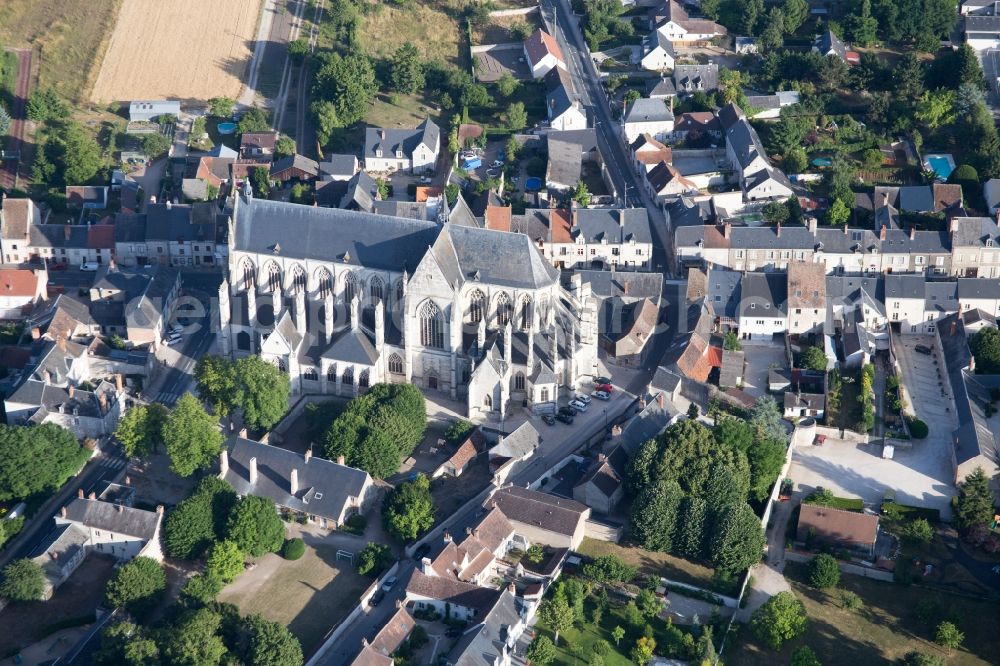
[893, 334, 958, 442]
[740, 341, 786, 398]
[788, 430, 954, 519]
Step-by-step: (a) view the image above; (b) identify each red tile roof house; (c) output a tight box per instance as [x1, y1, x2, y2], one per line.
[433, 427, 486, 478]
[523, 29, 565, 79]
[0, 268, 47, 318]
[796, 503, 880, 559]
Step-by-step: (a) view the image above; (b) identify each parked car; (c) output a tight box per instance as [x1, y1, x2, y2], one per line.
[370, 589, 385, 606]
[381, 575, 398, 592]
[414, 543, 431, 559]
[594, 376, 611, 385]
[575, 394, 592, 404]
[569, 398, 589, 412]
[593, 390, 611, 401]
[914, 344, 933, 355]
[80, 262, 99, 271]
[541, 413, 556, 426]
[491, 160, 504, 168]
[558, 405, 577, 417]
[49, 262, 68, 271]
[594, 383, 614, 393]
[555, 412, 574, 424]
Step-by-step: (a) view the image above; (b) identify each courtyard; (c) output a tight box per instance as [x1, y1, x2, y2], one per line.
[740, 340, 787, 398]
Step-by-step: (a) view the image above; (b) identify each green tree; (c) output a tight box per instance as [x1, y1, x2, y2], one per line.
[800, 346, 828, 372]
[391, 42, 425, 94]
[444, 419, 476, 445]
[233, 355, 291, 431]
[784, 147, 808, 173]
[58, 123, 103, 184]
[0, 105, 11, 136]
[636, 588, 665, 617]
[723, 330, 742, 351]
[355, 429, 402, 480]
[826, 198, 851, 225]
[0, 558, 44, 602]
[631, 636, 656, 665]
[274, 135, 297, 157]
[164, 477, 237, 559]
[573, 181, 591, 207]
[287, 37, 309, 63]
[0, 423, 88, 502]
[582, 555, 637, 584]
[526, 544, 545, 563]
[105, 556, 166, 614]
[526, 635, 558, 665]
[356, 542, 393, 576]
[901, 518, 934, 545]
[839, 589, 863, 611]
[949, 163, 979, 204]
[32, 139, 55, 185]
[497, 72, 519, 98]
[970, 327, 1000, 374]
[313, 52, 378, 127]
[846, 0, 878, 46]
[115, 404, 168, 458]
[538, 593, 575, 645]
[704, 458, 751, 513]
[244, 614, 304, 666]
[209, 97, 236, 118]
[205, 540, 244, 583]
[687, 403, 700, 419]
[505, 101, 528, 130]
[163, 393, 224, 477]
[915, 89, 957, 129]
[751, 591, 808, 649]
[630, 479, 683, 551]
[935, 621, 964, 649]
[161, 608, 228, 666]
[142, 132, 172, 158]
[792, 645, 823, 666]
[227, 495, 286, 557]
[26, 88, 69, 122]
[896, 652, 946, 666]
[282, 537, 305, 560]
[954, 467, 996, 530]
[750, 395, 787, 443]
[95, 621, 159, 666]
[238, 107, 271, 134]
[180, 573, 223, 607]
[626, 438, 659, 495]
[382, 474, 435, 541]
[676, 496, 708, 559]
[809, 553, 841, 588]
[612, 625, 626, 646]
[782, 0, 809, 32]
[195, 355, 238, 416]
[762, 200, 790, 225]
[711, 503, 765, 573]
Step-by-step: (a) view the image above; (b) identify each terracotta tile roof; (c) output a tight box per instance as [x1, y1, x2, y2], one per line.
[0, 269, 40, 298]
[704, 225, 731, 249]
[415, 186, 443, 202]
[87, 224, 115, 249]
[196, 157, 225, 187]
[350, 606, 414, 665]
[550, 209, 573, 243]
[796, 503, 878, 547]
[448, 438, 479, 473]
[524, 29, 564, 66]
[632, 134, 673, 166]
[485, 203, 512, 232]
[1, 198, 36, 239]
[675, 112, 721, 134]
[676, 338, 722, 383]
[787, 261, 826, 309]
[240, 131, 278, 151]
[932, 183, 963, 212]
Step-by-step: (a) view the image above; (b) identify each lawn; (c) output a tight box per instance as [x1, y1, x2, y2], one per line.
[471, 11, 543, 45]
[0, 554, 115, 656]
[357, 0, 466, 67]
[366, 92, 443, 129]
[730, 562, 1000, 665]
[218, 538, 370, 653]
[0, 50, 17, 112]
[0, 0, 122, 102]
[577, 538, 724, 594]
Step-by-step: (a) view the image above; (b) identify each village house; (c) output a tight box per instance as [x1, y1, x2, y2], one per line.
[486, 486, 590, 550]
[523, 29, 565, 78]
[0, 268, 47, 319]
[796, 503, 879, 558]
[363, 119, 440, 174]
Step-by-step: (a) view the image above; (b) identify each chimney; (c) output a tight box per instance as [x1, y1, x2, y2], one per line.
[395, 598, 404, 609]
[375, 300, 385, 350]
[465, 526, 473, 536]
[910, 226, 916, 240]
[656, 393, 664, 407]
[290, 468, 299, 495]
[43, 369, 52, 384]
[166, 200, 173, 210]
[116, 503, 123, 512]
[115, 374, 124, 393]
[950, 321, 957, 336]
[220, 449, 229, 477]
[50, 551, 58, 561]
[88, 491, 96, 500]
[443, 531, 452, 543]
[843, 224, 849, 235]
[31, 326, 40, 340]
[597, 453, 607, 463]
[808, 216, 818, 234]
[156, 505, 164, 515]
[77, 488, 84, 498]
[98, 391, 107, 413]
[304, 448, 312, 464]
[969, 352, 976, 372]
[60, 506, 67, 518]
[125, 475, 131, 486]
[723, 223, 731, 239]
[249, 456, 258, 484]
[336, 455, 345, 465]
[776, 222, 781, 237]
[879, 225, 886, 240]
[420, 556, 433, 574]
[612, 424, 623, 437]
[508, 582, 516, 595]
[64, 225, 71, 240]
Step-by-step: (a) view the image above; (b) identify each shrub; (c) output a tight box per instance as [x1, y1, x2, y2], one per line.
[809, 554, 841, 588]
[356, 542, 393, 576]
[0, 558, 44, 602]
[839, 589, 863, 611]
[750, 591, 808, 649]
[104, 557, 166, 615]
[282, 538, 305, 561]
[582, 555, 637, 584]
[935, 621, 964, 649]
[907, 418, 929, 439]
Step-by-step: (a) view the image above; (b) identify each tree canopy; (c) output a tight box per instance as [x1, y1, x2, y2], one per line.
[0, 423, 89, 502]
[114, 404, 168, 458]
[809, 553, 841, 588]
[163, 394, 224, 476]
[244, 614, 304, 666]
[164, 477, 237, 559]
[390, 42, 425, 94]
[710, 503, 766, 573]
[0, 558, 44, 602]
[237, 107, 271, 135]
[104, 556, 166, 614]
[955, 467, 996, 530]
[750, 591, 808, 649]
[227, 495, 286, 557]
[800, 346, 828, 372]
[232, 356, 291, 431]
[206, 540, 245, 584]
[312, 52, 378, 139]
[970, 327, 1000, 374]
[382, 474, 434, 541]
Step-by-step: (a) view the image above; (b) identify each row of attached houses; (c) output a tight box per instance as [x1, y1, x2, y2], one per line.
[676, 215, 1000, 278]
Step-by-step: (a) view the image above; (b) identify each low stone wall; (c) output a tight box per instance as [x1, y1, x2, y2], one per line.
[784, 550, 894, 582]
[488, 5, 540, 17]
[470, 41, 523, 54]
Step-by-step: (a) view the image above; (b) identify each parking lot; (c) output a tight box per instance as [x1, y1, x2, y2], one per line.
[893, 334, 958, 441]
[740, 341, 787, 398]
[788, 428, 955, 519]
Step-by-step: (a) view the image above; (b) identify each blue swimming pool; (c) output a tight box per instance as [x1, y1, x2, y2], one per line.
[524, 176, 543, 191]
[217, 122, 237, 135]
[811, 157, 833, 167]
[926, 155, 955, 180]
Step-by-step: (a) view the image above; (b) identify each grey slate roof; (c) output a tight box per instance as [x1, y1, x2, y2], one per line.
[951, 216, 1000, 247]
[706, 265, 742, 319]
[573, 208, 653, 244]
[319, 154, 358, 177]
[646, 77, 677, 98]
[814, 29, 847, 58]
[898, 186, 934, 212]
[965, 14, 1000, 34]
[363, 119, 439, 160]
[546, 137, 583, 187]
[624, 98, 674, 124]
[321, 327, 378, 365]
[826, 275, 885, 314]
[884, 274, 925, 300]
[740, 272, 787, 316]
[665, 196, 712, 228]
[340, 171, 379, 211]
[222, 437, 372, 521]
[487, 486, 588, 536]
[673, 64, 719, 92]
[448, 590, 521, 665]
[144, 202, 219, 242]
[576, 270, 663, 299]
[957, 278, 1000, 300]
[545, 66, 581, 119]
[271, 154, 320, 178]
[441, 224, 559, 290]
[61, 497, 159, 539]
[925, 281, 959, 313]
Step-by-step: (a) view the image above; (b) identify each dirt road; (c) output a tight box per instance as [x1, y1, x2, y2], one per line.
[0, 48, 32, 191]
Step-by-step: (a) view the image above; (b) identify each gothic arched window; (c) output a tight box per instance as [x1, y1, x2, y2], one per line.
[420, 301, 444, 349]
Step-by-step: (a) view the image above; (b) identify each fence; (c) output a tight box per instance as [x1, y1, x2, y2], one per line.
[305, 561, 401, 665]
[784, 551, 894, 582]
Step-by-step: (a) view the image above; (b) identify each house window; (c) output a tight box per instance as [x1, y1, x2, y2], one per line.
[495, 292, 513, 326]
[612, 248, 620, 256]
[388, 353, 404, 374]
[892, 312, 899, 321]
[541, 387, 550, 402]
[468, 289, 487, 324]
[915, 256, 925, 265]
[419, 301, 444, 348]
[327, 365, 337, 381]
[515, 372, 525, 390]
[343, 367, 354, 385]
[935, 257, 944, 266]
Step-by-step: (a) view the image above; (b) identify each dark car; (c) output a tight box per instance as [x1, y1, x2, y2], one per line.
[558, 405, 577, 417]
[414, 543, 431, 559]
[555, 412, 574, 424]
[446, 627, 463, 638]
[370, 589, 385, 606]
[914, 344, 933, 356]
[594, 376, 611, 385]
[541, 413, 556, 426]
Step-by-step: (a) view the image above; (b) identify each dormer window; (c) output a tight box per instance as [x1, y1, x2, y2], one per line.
[375, 148, 382, 157]
[988, 239, 995, 247]
[396, 150, 403, 158]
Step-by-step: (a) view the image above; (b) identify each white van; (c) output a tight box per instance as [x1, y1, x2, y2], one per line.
[80, 262, 99, 271]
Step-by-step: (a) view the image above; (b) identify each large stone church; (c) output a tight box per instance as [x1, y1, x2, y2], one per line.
[216, 192, 600, 419]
